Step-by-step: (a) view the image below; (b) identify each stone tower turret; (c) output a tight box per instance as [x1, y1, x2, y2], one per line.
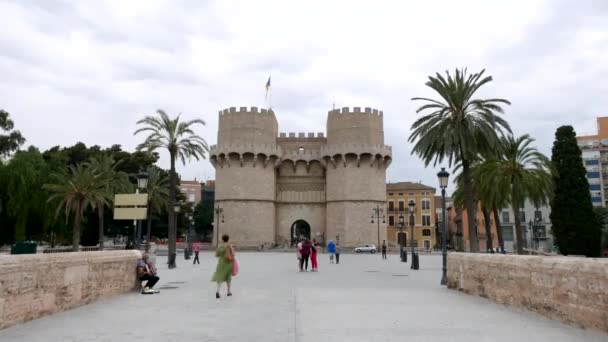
[323, 107, 392, 247]
[210, 107, 280, 247]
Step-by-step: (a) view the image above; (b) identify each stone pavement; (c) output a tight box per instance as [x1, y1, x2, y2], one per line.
[0, 252, 605, 342]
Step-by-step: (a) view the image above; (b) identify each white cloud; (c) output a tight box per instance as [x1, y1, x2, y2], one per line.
[1, 0, 608, 191]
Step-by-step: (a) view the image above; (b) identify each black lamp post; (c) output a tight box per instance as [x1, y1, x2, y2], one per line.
[408, 199, 419, 270]
[168, 201, 181, 268]
[398, 213, 406, 262]
[134, 170, 149, 250]
[371, 205, 386, 251]
[214, 206, 224, 247]
[437, 167, 450, 285]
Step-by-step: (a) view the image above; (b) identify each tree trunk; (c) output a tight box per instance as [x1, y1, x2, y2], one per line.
[73, 202, 82, 252]
[482, 205, 493, 252]
[512, 192, 524, 254]
[168, 151, 177, 267]
[462, 161, 479, 252]
[492, 206, 505, 253]
[145, 207, 152, 252]
[98, 205, 104, 250]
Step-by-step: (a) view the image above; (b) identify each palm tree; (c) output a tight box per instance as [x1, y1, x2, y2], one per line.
[134, 110, 208, 267]
[44, 164, 107, 251]
[475, 134, 553, 254]
[143, 165, 170, 252]
[409, 68, 511, 252]
[86, 155, 131, 250]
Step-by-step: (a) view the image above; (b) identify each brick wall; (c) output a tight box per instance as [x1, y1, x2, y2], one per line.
[0, 250, 141, 330]
[447, 253, 608, 333]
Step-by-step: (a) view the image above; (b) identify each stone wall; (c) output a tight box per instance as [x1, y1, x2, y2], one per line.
[447, 253, 608, 333]
[0, 250, 141, 330]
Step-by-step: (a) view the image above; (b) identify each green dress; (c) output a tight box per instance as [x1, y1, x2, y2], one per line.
[212, 244, 233, 283]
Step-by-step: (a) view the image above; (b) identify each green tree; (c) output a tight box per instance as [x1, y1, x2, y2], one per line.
[476, 134, 553, 254]
[44, 164, 108, 251]
[143, 165, 170, 251]
[86, 155, 132, 250]
[593, 207, 608, 251]
[0, 109, 25, 157]
[409, 68, 511, 252]
[134, 110, 208, 267]
[550, 126, 601, 257]
[193, 199, 214, 241]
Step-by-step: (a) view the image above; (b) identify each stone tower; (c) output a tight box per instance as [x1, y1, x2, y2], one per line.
[210, 106, 391, 248]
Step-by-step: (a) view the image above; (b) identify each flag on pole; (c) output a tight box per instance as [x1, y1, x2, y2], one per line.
[265, 76, 271, 99]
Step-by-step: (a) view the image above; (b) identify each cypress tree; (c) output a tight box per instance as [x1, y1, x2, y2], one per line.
[550, 126, 601, 257]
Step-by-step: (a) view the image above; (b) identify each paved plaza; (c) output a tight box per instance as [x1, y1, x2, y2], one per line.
[0, 252, 605, 342]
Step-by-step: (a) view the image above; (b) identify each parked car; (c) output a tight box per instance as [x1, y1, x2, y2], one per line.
[354, 244, 377, 253]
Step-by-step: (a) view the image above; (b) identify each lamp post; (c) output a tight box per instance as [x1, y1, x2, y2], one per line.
[437, 167, 450, 285]
[134, 170, 149, 250]
[398, 213, 406, 262]
[408, 199, 419, 270]
[185, 214, 193, 260]
[371, 205, 386, 251]
[214, 206, 224, 247]
[168, 201, 181, 268]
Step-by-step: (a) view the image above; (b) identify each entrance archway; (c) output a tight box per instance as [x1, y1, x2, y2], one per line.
[291, 220, 311, 246]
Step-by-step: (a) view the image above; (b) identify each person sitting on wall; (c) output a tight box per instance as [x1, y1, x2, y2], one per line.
[137, 253, 159, 294]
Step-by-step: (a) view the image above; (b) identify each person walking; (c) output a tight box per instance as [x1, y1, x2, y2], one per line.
[192, 241, 201, 264]
[311, 239, 319, 272]
[335, 243, 341, 264]
[327, 240, 336, 264]
[212, 234, 235, 299]
[381, 240, 387, 260]
[300, 239, 312, 271]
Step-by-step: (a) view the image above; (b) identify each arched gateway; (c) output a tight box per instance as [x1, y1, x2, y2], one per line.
[210, 105, 391, 248]
[291, 220, 311, 246]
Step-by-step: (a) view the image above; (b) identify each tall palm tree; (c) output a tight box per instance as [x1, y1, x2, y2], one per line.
[134, 110, 208, 267]
[44, 164, 107, 251]
[475, 134, 553, 254]
[143, 165, 170, 252]
[86, 155, 131, 250]
[409, 68, 511, 252]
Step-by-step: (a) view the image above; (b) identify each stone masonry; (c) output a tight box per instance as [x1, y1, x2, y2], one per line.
[210, 106, 392, 248]
[447, 253, 608, 333]
[0, 250, 141, 330]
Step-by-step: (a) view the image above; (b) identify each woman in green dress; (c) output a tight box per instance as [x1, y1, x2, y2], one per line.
[212, 234, 234, 298]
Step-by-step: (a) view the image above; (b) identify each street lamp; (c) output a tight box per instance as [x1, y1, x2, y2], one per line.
[371, 205, 386, 251]
[184, 214, 193, 260]
[398, 213, 406, 262]
[167, 201, 181, 268]
[437, 167, 450, 285]
[214, 206, 224, 247]
[408, 199, 419, 270]
[134, 171, 149, 250]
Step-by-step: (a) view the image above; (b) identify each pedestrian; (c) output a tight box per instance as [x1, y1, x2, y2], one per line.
[335, 243, 341, 264]
[212, 234, 235, 299]
[311, 239, 319, 272]
[296, 239, 303, 270]
[192, 241, 201, 264]
[381, 240, 387, 260]
[327, 240, 336, 263]
[300, 239, 312, 271]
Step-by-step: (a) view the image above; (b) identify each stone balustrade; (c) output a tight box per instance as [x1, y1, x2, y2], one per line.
[447, 253, 608, 333]
[0, 250, 141, 330]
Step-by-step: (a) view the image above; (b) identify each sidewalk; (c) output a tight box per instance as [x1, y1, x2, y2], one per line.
[0, 253, 605, 341]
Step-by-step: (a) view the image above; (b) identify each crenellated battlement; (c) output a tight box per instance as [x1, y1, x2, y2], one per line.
[218, 106, 275, 116]
[328, 106, 383, 116]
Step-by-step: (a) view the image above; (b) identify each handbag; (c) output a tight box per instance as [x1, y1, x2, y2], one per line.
[231, 258, 239, 276]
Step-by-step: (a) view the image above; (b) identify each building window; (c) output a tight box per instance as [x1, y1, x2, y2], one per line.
[398, 201, 405, 212]
[422, 229, 432, 236]
[388, 192, 394, 196]
[398, 192, 404, 196]
[188, 194, 195, 202]
[389, 216, 394, 226]
[388, 201, 394, 211]
[502, 211, 510, 224]
[421, 199, 431, 210]
[534, 210, 542, 221]
[422, 215, 431, 226]
[408, 192, 414, 195]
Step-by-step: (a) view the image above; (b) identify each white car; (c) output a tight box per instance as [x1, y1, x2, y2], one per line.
[354, 244, 377, 253]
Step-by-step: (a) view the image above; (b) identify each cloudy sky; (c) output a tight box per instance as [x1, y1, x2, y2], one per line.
[2, 0, 608, 190]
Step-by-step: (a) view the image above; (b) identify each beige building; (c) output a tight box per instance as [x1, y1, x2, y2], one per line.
[386, 182, 437, 250]
[210, 106, 392, 248]
[179, 179, 202, 205]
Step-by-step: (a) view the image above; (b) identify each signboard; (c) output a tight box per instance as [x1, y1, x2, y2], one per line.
[114, 193, 148, 220]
